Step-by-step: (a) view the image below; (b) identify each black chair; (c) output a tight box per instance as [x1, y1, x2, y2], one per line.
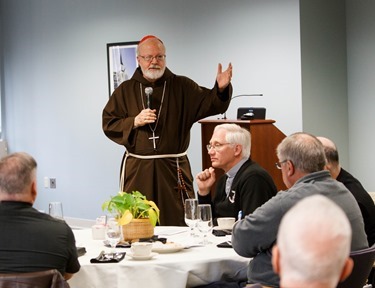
[337, 244, 375, 288]
[0, 269, 69, 288]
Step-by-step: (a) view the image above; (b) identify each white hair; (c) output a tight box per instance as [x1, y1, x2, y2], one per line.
[277, 195, 352, 286]
[214, 124, 251, 158]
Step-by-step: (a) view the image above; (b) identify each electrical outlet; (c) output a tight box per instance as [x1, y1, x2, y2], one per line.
[50, 178, 56, 189]
[44, 177, 50, 188]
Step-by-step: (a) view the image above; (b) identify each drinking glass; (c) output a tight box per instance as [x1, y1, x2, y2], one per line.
[184, 199, 199, 237]
[197, 204, 213, 245]
[105, 218, 122, 253]
[48, 202, 64, 220]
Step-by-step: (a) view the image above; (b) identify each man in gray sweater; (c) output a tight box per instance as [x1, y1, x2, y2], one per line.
[231, 132, 368, 287]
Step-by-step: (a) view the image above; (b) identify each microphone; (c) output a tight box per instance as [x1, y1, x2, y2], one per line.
[145, 87, 153, 109]
[222, 94, 263, 119]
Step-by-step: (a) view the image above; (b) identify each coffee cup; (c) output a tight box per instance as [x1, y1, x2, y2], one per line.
[130, 242, 153, 257]
[217, 217, 235, 230]
[91, 224, 105, 240]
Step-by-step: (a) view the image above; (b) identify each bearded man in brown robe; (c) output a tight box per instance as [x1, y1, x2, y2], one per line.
[102, 35, 233, 226]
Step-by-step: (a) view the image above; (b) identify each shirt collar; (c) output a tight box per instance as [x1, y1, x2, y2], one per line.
[226, 158, 248, 179]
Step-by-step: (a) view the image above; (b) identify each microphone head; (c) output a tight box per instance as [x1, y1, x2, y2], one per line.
[145, 87, 153, 95]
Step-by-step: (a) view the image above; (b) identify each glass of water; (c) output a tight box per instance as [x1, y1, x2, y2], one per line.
[197, 204, 213, 245]
[184, 199, 199, 237]
[105, 218, 122, 252]
[48, 202, 64, 220]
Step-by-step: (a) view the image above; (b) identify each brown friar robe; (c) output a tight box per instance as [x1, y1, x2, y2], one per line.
[102, 67, 232, 226]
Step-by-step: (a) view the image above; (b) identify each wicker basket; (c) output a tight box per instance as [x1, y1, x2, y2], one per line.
[122, 218, 154, 241]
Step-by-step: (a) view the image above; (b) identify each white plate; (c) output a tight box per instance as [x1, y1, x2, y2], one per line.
[152, 243, 184, 253]
[127, 252, 158, 260]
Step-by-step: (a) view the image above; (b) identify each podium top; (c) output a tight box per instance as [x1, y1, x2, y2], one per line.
[198, 119, 276, 125]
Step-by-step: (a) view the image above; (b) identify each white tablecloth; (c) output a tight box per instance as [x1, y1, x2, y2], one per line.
[68, 226, 248, 288]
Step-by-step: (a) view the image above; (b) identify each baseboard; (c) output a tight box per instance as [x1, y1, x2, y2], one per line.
[64, 216, 96, 229]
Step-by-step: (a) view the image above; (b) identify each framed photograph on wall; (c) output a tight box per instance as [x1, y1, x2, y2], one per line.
[107, 41, 139, 96]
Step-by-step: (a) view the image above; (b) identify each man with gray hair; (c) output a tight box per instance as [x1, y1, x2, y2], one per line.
[232, 132, 368, 287]
[0, 152, 80, 280]
[196, 123, 277, 221]
[273, 195, 353, 288]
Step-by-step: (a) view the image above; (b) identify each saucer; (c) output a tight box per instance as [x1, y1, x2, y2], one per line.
[127, 252, 158, 260]
[152, 242, 184, 253]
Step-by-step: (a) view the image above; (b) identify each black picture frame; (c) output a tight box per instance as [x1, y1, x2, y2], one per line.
[107, 41, 139, 96]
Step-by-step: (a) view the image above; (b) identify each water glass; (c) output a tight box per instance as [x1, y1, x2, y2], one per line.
[105, 218, 122, 252]
[184, 199, 199, 237]
[197, 204, 213, 245]
[48, 202, 64, 219]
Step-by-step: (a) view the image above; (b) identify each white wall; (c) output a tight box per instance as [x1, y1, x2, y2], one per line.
[299, 0, 375, 192]
[300, 0, 349, 168]
[346, 0, 375, 191]
[0, 0, 311, 220]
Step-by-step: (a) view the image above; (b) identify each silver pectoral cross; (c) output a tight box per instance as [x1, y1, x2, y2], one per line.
[149, 131, 159, 150]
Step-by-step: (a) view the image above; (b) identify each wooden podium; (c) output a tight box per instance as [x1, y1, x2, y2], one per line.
[199, 119, 287, 192]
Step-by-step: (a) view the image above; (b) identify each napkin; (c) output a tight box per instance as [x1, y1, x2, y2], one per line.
[90, 251, 126, 263]
[212, 229, 232, 237]
[76, 246, 87, 257]
[103, 240, 131, 248]
[103, 236, 166, 247]
[139, 235, 167, 244]
[217, 241, 232, 248]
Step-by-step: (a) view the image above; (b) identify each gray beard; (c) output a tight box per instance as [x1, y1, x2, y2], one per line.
[142, 67, 166, 81]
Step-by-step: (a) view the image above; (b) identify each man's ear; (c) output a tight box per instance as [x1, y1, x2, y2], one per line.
[234, 144, 242, 157]
[339, 257, 354, 282]
[286, 160, 294, 177]
[272, 245, 280, 275]
[30, 180, 37, 204]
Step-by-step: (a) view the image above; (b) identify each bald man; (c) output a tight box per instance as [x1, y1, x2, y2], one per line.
[273, 195, 353, 288]
[318, 136, 375, 246]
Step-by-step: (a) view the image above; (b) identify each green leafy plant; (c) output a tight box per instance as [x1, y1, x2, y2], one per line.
[102, 191, 160, 226]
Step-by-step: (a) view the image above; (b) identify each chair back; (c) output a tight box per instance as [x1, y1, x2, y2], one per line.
[0, 269, 69, 288]
[337, 244, 375, 288]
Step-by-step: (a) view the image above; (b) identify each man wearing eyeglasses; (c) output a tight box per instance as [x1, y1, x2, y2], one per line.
[231, 132, 368, 287]
[196, 124, 277, 223]
[102, 35, 233, 226]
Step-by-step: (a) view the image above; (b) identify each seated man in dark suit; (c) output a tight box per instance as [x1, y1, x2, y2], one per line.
[0, 152, 80, 280]
[317, 136, 375, 246]
[196, 123, 277, 222]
